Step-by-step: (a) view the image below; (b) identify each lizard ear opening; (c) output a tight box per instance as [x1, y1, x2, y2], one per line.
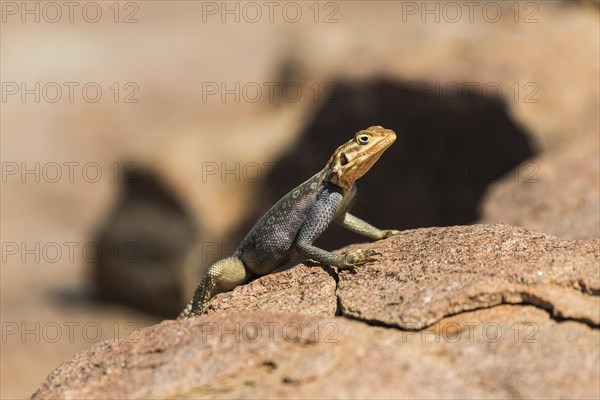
[340, 153, 350, 166]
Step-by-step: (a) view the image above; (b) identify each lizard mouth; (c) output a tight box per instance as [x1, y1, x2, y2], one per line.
[360, 130, 396, 160]
[325, 127, 396, 189]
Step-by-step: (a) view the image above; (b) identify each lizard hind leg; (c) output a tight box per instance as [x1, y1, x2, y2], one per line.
[178, 257, 249, 319]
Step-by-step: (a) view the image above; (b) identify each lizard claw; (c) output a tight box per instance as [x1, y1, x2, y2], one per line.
[341, 248, 380, 269]
[382, 229, 401, 238]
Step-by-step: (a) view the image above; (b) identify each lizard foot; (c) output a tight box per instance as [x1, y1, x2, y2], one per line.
[381, 229, 401, 239]
[341, 248, 381, 269]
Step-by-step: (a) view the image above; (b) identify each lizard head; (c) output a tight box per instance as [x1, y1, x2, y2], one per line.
[325, 125, 396, 190]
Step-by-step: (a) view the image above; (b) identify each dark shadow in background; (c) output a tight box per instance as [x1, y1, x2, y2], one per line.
[90, 167, 198, 316]
[260, 77, 536, 249]
[70, 77, 536, 317]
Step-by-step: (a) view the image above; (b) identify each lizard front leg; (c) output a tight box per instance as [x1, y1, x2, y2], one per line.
[178, 256, 250, 319]
[294, 188, 379, 269]
[336, 212, 400, 240]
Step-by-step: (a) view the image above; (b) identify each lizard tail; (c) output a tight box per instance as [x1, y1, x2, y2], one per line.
[177, 273, 212, 319]
[177, 257, 248, 319]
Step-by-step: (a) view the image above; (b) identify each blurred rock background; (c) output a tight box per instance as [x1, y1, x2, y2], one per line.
[1, 1, 598, 398]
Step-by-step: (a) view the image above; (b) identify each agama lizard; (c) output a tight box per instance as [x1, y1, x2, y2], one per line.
[178, 126, 398, 319]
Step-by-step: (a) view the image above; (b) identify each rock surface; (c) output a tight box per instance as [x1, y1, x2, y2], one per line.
[337, 224, 599, 329]
[34, 225, 599, 399]
[481, 142, 600, 240]
[33, 306, 600, 400]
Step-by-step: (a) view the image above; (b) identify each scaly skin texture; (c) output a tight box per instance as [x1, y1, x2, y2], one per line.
[178, 126, 398, 319]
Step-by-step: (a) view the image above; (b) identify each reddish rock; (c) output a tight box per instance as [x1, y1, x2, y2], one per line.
[34, 307, 599, 399]
[202, 263, 337, 317]
[481, 144, 600, 240]
[336, 224, 599, 329]
[33, 225, 599, 399]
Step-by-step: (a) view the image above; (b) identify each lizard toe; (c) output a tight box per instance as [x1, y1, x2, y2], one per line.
[342, 248, 380, 267]
[382, 229, 401, 238]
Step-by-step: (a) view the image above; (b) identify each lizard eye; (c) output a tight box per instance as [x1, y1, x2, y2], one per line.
[356, 134, 371, 145]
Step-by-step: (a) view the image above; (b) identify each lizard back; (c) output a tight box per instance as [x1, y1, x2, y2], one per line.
[235, 171, 327, 275]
